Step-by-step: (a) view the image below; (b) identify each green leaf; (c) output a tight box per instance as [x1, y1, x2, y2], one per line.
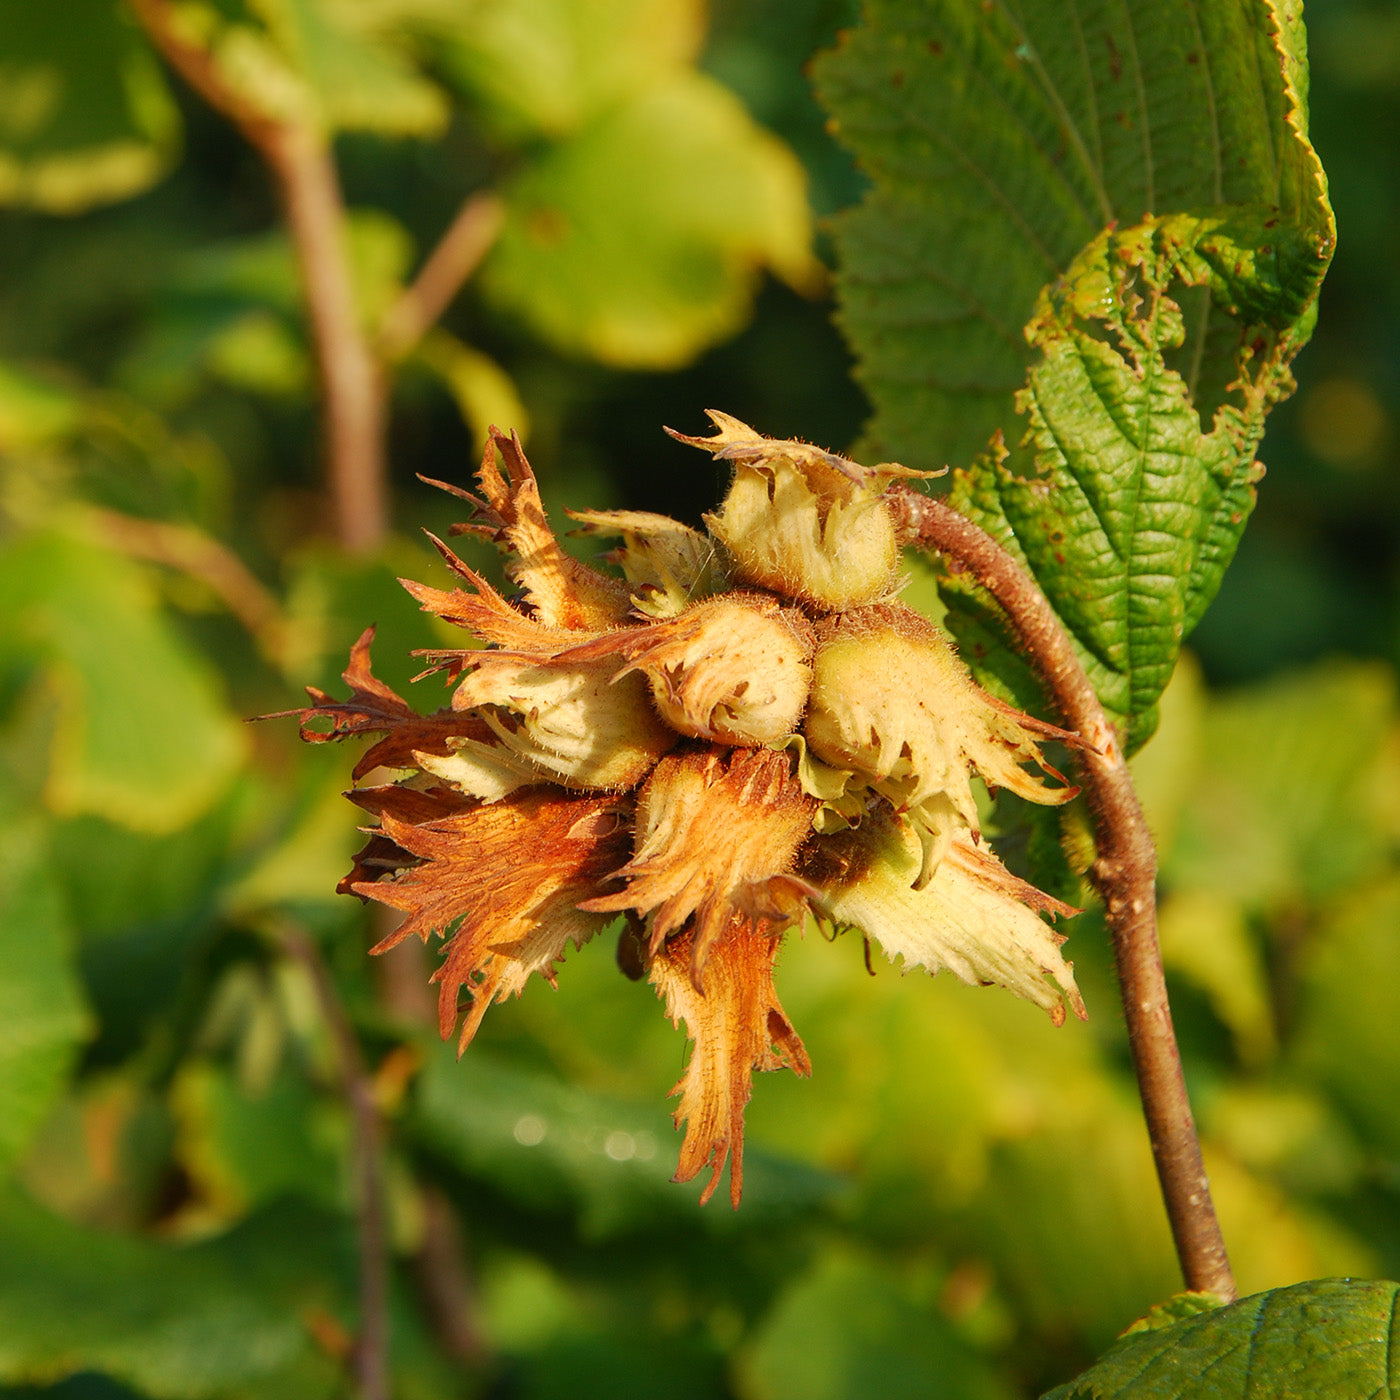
[0, 530, 248, 833]
[0, 0, 180, 213]
[277, 535, 454, 699]
[1042, 1277, 1400, 1399]
[149, 0, 447, 138]
[0, 362, 84, 451]
[478, 1250, 726, 1400]
[815, 0, 1332, 470]
[736, 1248, 1016, 1400]
[949, 209, 1329, 748]
[0, 819, 90, 1178]
[1293, 876, 1400, 1161]
[481, 71, 818, 369]
[171, 1060, 345, 1218]
[428, 0, 704, 141]
[1165, 661, 1395, 909]
[411, 1042, 842, 1238]
[1157, 890, 1275, 1069]
[223, 744, 361, 918]
[1120, 1290, 1231, 1335]
[815, 0, 1334, 748]
[44, 795, 246, 1062]
[0, 1186, 347, 1399]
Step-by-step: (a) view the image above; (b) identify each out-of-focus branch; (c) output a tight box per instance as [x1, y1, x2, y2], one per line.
[129, 0, 387, 553]
[263, 128, 387, 553]
[367, 922, 488, 1367]
[892, 486, 1237, 1303]
[414, 1187, 488, 1365]
[379, 192, 505, 361]
[276, 922, 391, 1400]
[127, 0, 283, 148]
[89, 507, 288, 666]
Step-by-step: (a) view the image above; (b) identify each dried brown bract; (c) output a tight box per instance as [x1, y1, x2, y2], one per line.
[291, 413, 1088, 1205]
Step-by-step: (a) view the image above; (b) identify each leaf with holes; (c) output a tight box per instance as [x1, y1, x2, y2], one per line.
[815, 0, 1334, 750]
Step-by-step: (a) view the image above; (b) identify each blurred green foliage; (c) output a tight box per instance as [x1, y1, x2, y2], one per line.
[0, 1, 1397, 1398]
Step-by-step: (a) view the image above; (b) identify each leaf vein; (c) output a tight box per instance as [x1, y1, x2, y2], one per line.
[1116, 0, 1155, 213]
[997, 0, 1114, 223]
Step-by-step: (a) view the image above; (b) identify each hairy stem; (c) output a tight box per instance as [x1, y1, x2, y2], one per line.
[893, 486, 1237, 1302]
[277, 924, 391, 1400]
[129, 0, 387, 552]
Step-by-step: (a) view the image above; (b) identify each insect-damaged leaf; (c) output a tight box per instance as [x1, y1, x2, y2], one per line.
[815, 0, 1334, 749]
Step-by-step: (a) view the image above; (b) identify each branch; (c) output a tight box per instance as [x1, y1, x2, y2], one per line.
[378, 192, 505, 361]
[266, 128, 387, 552]
[88, 507, 289, 666]
[892, 486, 1237, 1302]
[129, 0, 387, 553]
[276, 923, 391, 1400]
[414, 1188, 488, 1365]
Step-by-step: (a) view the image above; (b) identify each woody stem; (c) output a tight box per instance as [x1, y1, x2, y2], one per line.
[130, 0, 388, 552]
[893, 486, 1237, 1302]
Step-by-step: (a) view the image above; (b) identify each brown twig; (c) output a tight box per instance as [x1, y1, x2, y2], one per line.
[264, 128, 387, 553]
[414, 1187, 489, 1365]
[379, 192, 506, 361]
[129, 0, 387, 553]
[276, 923, 391, 1400]
[88, 507, 289, 666]
[892, 486, 1237, 1302]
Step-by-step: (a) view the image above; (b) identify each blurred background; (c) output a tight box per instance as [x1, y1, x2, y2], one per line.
[0, 1, 1397, 1398]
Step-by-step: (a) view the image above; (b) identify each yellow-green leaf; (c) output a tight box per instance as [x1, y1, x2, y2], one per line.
[0, 530, 248, 833]
[481, 72, 819, 369]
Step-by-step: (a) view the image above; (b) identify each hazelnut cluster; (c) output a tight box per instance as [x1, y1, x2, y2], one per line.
[296, 413, 1086, 1205]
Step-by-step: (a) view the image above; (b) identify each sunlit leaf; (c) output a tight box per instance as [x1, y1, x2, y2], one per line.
[1157, 890, 1275, 1068]
[479, 1250, 726, 1400]
[0, 361, 84, 451]
[413, 328, 530, 453]
[1204, 1085, 1364, 1200]
[0, 0, 180, 213]
[1293, 876, 1400, 1160]
[171, 1060, 345, 1219]
[118, 212, 412, 406]
[427, 0, 704, 140]
[737, 1247, 1016, 1400]
[151, 0, 447, 137]
[275, 0, 448, 135]
[1120, 1290, 1230, 1335]
[0, 530, 248, 833]
[223, 745, 361, 917]
[481, 71, 819, 369]
[1165, 661, 1395, 908]
[277, 536, 453, 698]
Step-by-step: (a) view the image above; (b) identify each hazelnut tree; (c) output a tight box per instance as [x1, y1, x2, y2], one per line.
[2, 2, 1398, 1400]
